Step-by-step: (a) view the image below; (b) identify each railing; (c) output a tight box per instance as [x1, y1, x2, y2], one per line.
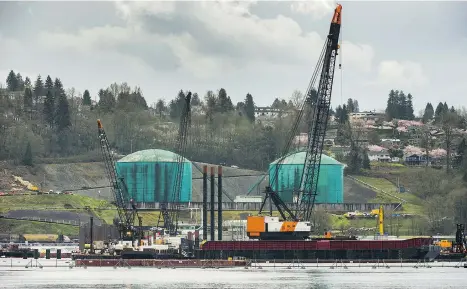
[134, 202, 401, 212]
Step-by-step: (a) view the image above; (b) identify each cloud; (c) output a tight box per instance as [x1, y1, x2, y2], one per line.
[290, 0, 337, 19]
[111, 1, 373, 76]
[22, 1, 375, 82]
[374, 60, 428, 88]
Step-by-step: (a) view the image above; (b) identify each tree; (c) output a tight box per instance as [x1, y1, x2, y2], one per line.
[385, 89, 398, 120]
[271, 98, 281, 109]
[97, 89, 116, 112]
[155, 99, 166, 118]
[347, 98, 358, 113]
[441, 112, 459, 173]
[43, 90, 55, 126]
[217, 88, 233, 113]
[23, 87, 33, 110]
[55, 92, 71, 131]
[24, 77, 31, 88]
[362, 150, 371, 169]
[422, 102, 434, 123]
[335, 104, 348, 124]
[16, 73, 24, 91]
[406, 93, 415, 120]
[82, 90, 92, 106]
[418, 126, 434, 168]
[6, 70, 18, 91]
[22, 142, 33, 166]
[44, 75, 54, 92]
[290, 90, 304, 108]
[33, 75, 44, 105]
[191, 93, 201, 106]
[244, 93, 255, 123]
[169, 90, 186, 119]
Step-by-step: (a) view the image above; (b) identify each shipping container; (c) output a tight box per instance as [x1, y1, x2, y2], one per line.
[269, 151, 344, 203]
[116, 149, 192, 203]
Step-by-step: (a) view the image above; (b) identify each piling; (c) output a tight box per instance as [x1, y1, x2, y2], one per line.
[217, 165, 223, 241]
[90, 216, 94, 254]
[210, 166, 215, 241]
[202, 165, 208, 241]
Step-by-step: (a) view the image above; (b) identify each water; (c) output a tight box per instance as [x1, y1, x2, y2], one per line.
[0, 259, 467, 289]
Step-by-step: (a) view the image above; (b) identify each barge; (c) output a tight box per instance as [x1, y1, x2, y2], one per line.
[199, 238, 433, 260]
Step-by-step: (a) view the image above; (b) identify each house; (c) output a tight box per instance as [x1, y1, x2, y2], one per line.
[349, 111, 385, 122]
[381, 138, 401, 149]
[367, 145, 391, 162]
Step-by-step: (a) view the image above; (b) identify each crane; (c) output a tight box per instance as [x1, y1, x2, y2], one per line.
[247, 3, 342, 240]
[97, 119, 140, 243]
[157, 92, 192, 236]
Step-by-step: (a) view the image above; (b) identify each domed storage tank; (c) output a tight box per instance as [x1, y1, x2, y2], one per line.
[269, 151, 344, 204]
[116, 149, 192, 203]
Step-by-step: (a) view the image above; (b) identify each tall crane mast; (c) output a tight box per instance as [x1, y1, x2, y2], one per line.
[295, 4, 342, 221]
[247, 4, 342, 240]
[157, 92, 192, 236]
[97, 119, 139, 241]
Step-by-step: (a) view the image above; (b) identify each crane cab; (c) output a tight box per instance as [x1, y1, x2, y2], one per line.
[246, 216, 311, 240]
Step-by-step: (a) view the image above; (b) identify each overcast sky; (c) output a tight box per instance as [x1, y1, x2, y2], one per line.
[1, 1, 466, 113]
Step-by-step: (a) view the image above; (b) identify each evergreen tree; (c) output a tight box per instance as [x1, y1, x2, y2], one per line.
[23, 87, 33, 109]
[97, 89, 116, 112]
[6, 70, 18, 91]
[406, 93, 415, 120]
[335, 104, 348, 124]
[191, 93, 201, 106]
[362, 150, 371, 169]
[422, 102, 434, 123]
[385, 89, 398, 120]
[33, 75, 44, 105]
[16, 73, 24, 91]
[43, 90, 55, 126]
[272, 98, 281, 108]
[156, 99, 166, 118]
[82, 90, 92, 106]
[55, 92, 71, 131]
[218, 88, 233, 113]
[22, 142, 33, 166]
[53, 78, 64, 99]
[443, 102, 449, 113]
[24, 77, 31, 88]
[397, 91, 407, 119]
[44, 75, 54, 94]
[244, 93, 255, 123]
[434, 102, 444, 122]
[169, 90, 186, 119]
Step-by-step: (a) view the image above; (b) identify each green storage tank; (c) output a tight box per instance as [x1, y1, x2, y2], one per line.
[116, 149, 192, 203]
[269, 151, 344, 203]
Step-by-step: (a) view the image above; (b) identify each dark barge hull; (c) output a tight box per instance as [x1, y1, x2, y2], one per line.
[200, 238, 433, 260]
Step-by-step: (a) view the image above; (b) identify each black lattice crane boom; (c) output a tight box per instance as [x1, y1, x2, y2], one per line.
[97, 119, 139, 241]
[296, 4, 342, 221]
[157, 92, 192, 236]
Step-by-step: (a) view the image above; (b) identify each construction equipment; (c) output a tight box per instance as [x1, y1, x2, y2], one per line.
[157, 92, 192, 236]
[97, 119, 140, 243]
[247, 4, 342, 240]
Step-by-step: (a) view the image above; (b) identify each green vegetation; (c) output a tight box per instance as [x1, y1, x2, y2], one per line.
[0, 219, 78, 235]
[0, 194, 110, 213]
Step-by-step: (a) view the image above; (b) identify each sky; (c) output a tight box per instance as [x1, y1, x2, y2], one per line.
[0, 1, 466, 113]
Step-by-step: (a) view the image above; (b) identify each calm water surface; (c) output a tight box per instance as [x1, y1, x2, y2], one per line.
[0, 266, 466, 289]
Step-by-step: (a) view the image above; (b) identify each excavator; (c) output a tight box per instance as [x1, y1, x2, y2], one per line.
[247, 4, 342, 240]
